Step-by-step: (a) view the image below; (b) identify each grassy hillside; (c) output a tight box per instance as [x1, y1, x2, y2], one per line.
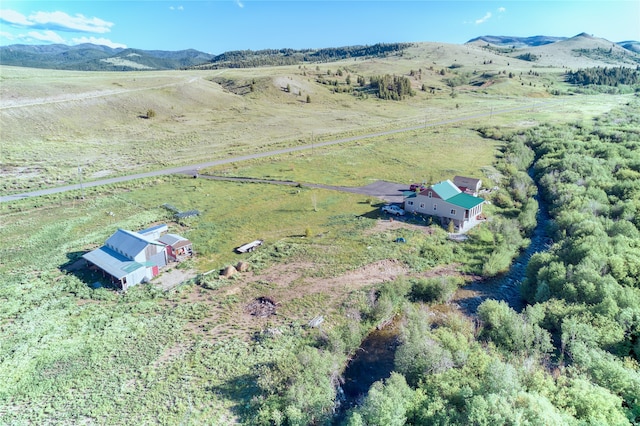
[2, 38, 636, 196]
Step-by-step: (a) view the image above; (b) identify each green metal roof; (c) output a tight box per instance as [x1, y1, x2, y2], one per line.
[431, 180, 461, 200]
[122, 262, 145, 273]
[447, 193, 484, 209]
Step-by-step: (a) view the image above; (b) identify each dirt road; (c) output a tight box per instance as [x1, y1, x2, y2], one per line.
[0, 100, 558, 203]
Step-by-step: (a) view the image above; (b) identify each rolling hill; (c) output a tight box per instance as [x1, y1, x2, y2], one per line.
[2, 34, 639, 71]
[466, 35, 567, 47]
[0, 43, 215, 70]
[466, 33, 640, 68]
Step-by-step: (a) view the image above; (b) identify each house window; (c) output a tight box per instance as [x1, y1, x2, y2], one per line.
[433, 204, 437, 211]
[420, 203, 425, 208]
[407, 201, 414, 206]
[428, 191, 432, 198]
[450, 209, 456, 215]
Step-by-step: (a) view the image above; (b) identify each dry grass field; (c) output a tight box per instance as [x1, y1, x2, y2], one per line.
[2, 37, 634, 196]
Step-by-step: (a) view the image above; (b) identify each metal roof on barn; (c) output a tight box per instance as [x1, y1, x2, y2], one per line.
[83, 246, 144, 279]
[158, 233, 189, 247]
[105, 229, 163, 259]
[138, 224, 168, 236]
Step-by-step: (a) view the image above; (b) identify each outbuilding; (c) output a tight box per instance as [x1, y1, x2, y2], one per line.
[158, 233, 193, 261]
[83, 227, 171, 290]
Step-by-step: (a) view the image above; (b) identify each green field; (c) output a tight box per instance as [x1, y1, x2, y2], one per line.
[1, 40, 639, 424]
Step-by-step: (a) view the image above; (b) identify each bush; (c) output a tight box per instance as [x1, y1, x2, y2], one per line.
[410, 276, 462, 304]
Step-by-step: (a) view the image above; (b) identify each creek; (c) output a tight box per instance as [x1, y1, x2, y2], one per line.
[334, 176, 552, 422]
[455, 182, 552, 315]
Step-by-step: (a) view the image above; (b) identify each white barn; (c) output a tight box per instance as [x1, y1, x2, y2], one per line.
[83, 228, 168, 290]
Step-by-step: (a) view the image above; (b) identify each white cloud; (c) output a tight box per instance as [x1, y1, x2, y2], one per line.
[28, 30, 66, 44]
[29, 11, 113, 33]
[475, 12, 492, 24]
[0, 30, 16, 40]
[169, 6, 184, 11]
[0, 9, 113, 33]
[72, 36, 127, 49]
[0, 9, 32, 26]
[498, 7, 506, 13]
[235, 0, 245, 8]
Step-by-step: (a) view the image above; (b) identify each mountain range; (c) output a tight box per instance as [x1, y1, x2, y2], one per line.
[0, 33, 638, 71]
[0, 43, 215, 70]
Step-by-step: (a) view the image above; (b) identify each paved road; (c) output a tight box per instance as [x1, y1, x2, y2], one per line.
[0, 100, 557, 203]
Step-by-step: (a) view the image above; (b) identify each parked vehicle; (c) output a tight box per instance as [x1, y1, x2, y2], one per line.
[235, 239, 264, 253]
[409, 183, 426, 191]
[381, 205, 405, 216]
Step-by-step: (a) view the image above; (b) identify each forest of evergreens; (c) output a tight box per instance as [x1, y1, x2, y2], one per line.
[566, 66, 640, 86]
[197, 43, 412, 69]
[369, 75, 416, 100]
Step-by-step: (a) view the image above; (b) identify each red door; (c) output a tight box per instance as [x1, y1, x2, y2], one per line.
[152, 265, 159, 276]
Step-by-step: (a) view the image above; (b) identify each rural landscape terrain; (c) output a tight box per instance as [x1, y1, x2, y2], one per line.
[1, 32, 640, 424]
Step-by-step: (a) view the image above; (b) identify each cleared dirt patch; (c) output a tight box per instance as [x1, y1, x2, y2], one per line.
[181, 259, 410, 340]
[155, 266, 197, 291]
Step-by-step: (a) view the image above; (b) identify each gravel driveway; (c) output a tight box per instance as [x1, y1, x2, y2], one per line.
[196, 175, 409, 204]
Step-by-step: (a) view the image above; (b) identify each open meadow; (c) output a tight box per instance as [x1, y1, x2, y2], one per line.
[1, 39, 639, 424]
[2, 40, 629, 196]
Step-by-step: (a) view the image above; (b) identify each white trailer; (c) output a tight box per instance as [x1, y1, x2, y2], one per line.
[235, 239, 264, 253]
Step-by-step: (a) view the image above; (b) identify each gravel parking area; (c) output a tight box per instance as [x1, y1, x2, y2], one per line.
[155, 266, 197, 291]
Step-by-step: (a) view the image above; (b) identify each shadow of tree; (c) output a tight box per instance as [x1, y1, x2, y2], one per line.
[206, 373, 261, 423]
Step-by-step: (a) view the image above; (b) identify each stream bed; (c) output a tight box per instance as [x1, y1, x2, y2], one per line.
[334, 177, 552, 422]
[333, 320, 400, 423]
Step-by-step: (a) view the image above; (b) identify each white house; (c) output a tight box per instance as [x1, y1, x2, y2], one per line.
[404, 179, 485, 232]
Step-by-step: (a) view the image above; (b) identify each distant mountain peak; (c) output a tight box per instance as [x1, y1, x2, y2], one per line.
[466, 35, 566, 47]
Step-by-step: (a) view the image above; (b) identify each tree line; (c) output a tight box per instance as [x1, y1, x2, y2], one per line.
[565, 66, 640, 86]
[197, 43, 413, 69]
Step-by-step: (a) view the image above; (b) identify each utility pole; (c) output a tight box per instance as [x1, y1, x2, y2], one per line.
[78, 165, 85, 199]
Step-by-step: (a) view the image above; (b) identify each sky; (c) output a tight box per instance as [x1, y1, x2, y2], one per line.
[0, 1, 638, 54]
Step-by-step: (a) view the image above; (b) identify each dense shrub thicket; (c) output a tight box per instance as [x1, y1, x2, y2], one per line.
[343, 101, 640, 425]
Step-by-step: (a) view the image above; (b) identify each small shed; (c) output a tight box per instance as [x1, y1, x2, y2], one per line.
[453, 176, 482, 196]
[158, 233, 193, 261]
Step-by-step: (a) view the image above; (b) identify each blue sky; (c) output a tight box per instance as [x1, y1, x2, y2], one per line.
[1, 1, 638, 53]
